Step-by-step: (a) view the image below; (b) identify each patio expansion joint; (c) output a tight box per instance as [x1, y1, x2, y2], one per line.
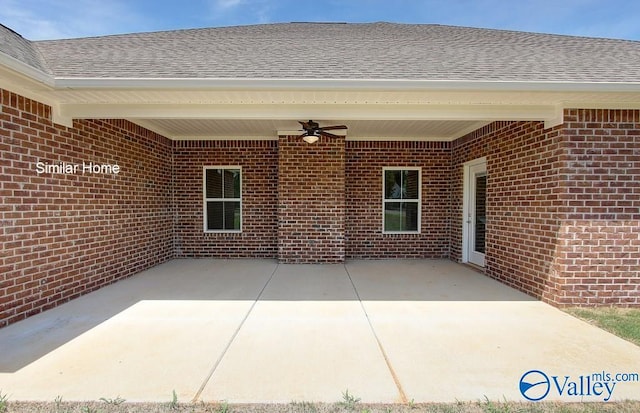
[191, 263, 280, 403]
[343, 264, 409, 404]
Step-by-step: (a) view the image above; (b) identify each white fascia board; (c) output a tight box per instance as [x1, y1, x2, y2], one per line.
[52, 77, 640, 93]
[0, 52, 54, 87]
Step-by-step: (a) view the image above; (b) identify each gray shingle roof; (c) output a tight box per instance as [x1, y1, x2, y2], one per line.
[0, 24, 51, 74]
[5, 22, 640, 82]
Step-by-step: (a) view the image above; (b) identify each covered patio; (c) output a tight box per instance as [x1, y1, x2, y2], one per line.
[1, 259, 638, 403]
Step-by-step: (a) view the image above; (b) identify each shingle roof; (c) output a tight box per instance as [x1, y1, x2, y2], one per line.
[0, 24, 51, 74]
[5, 22, 640, 82]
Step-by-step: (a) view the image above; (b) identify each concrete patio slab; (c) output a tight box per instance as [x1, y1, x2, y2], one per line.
[199, 264, 401, 403]
[0, 259, 639, 404]
[346, 260, 640, 402]
[0, 259, 277, 402]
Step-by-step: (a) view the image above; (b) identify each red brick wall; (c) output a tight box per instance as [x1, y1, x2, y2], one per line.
[172, 140, 278, 258]
[452, 121, 565, 302]
[554, 220, 640, 306]
[553, 109, 640, 305]
[345, 141, 451, 259]
[1, 89, 173, 327]
[278, 135, 345, 263]
[560, 109, 640, 221]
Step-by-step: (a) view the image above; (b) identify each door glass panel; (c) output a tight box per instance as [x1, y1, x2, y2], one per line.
[474, 174, 487, 254]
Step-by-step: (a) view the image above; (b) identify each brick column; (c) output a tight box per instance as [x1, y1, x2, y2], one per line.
[277, 135, 345, 263]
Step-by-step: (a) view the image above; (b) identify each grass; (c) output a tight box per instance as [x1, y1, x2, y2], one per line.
[99, 396, 126, 406]
[0, 391, 8, 413]
[216, 400, 231, 413]
[339, 389, 361, 410]
[565, 307, 640, 347]
[167, 390, 179, 410]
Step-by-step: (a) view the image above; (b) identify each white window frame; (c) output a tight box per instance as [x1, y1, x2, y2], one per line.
[203, 166, 242, 233]
[382, 167, 422, 234]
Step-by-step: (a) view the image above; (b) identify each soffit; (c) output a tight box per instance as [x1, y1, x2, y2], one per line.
[138, 118, 488, 141]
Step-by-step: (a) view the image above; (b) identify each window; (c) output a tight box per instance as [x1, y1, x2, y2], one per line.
[383, 168, 421, 233]
[203, 167, 242, 232]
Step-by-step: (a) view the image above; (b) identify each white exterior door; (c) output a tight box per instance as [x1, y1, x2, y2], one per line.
[463, 159, 487, 267]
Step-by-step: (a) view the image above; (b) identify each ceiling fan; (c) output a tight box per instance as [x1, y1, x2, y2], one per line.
[297, 120, 347, 143]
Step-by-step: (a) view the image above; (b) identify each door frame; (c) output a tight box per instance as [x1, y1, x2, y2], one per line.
[462, 157, 487, 267]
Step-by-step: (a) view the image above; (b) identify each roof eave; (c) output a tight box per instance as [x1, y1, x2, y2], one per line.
[0, 51, 54, 87]
[52, 77, 640, 93]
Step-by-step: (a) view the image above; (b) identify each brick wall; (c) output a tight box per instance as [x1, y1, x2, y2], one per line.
[560, 109, 640, 221]
[553, 109, 640, 305]
[345, 141, 451, 259]
[172, 140, 278, 258]
[452, 121, 565, 302]
[554, 220, 640, 306]
[278, 135, 345, 263]
[1, 89, 173, 327]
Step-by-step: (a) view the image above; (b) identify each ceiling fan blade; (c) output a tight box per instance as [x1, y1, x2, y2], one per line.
[320, 125, 348, 131]
[298, 121, 310, 129]
[318, 131, 340, 139]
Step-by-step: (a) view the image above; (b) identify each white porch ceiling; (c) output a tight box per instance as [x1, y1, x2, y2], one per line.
[132, 118, 489, 140]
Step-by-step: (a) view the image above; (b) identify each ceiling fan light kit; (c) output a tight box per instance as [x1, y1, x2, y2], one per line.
[297, 120, 347, 144]
[302, 135, 320, 144]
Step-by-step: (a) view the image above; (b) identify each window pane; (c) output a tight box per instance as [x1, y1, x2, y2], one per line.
[224, 201, 241, 230]
[405, 170, 419, 199]
[206, 201, 241, 231]
[384, 202, 419, 232]
[385, 170, 402, 199]
[224, 169, 241, 198]
[205, 169, 223, 198]
[384, 202, 401, 231]
[404, 201, 419, 231]
[206, 201, 224, 230]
